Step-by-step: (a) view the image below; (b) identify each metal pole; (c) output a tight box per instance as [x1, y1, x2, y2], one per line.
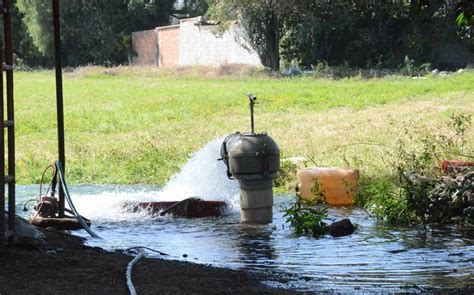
[53, 0, 65, 217]
[250, 103, 254, 134]
[4, 0, 15, 246]
[0, 39, 5, 248]
[247, 93, 256, 134]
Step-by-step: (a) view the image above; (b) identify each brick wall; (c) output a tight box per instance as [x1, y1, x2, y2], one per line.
[157, 25, 180, 68]
[132, 30, 158, 66]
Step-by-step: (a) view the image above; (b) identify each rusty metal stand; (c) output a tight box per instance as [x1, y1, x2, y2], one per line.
[0, 38, 5, 249]
[53, 0, 66, 218]
[1, 0, 16, 248]
[0, 0, 65, 247]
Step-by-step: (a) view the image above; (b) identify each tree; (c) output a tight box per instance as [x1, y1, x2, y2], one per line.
[455, 0, 473, 40]
[281, 0, 471, 69]
[15, 0, 52, 58]
[0, 1, 47, 67]
[15, 0, 196, 66]
[207, 0, 294, 71]
[176, 0, 209, 16]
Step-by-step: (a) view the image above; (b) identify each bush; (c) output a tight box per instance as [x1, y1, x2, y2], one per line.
[355, 113, 473, 225]
[274, 159, 306, 193]
[357, 177, 416, 225]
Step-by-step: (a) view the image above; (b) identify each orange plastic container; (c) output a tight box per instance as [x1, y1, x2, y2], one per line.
[296, 167, 359, 206]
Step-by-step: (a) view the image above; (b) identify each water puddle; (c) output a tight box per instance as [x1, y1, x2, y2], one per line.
[17, 185, 474, 293]
[16, 137, 474, 293]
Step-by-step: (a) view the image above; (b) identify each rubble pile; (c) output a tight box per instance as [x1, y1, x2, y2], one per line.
[425, 169, 474, 225]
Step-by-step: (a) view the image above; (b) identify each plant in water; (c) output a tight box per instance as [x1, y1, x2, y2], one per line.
[357, 176, 416, 224]
[283, 199, 329, 236]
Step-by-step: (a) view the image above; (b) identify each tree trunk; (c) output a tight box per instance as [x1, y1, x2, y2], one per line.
[262, 10, 280, 71]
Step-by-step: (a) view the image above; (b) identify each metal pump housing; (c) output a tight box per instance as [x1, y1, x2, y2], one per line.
[221, 132, 280, 180]
[220, 94, 280, 223]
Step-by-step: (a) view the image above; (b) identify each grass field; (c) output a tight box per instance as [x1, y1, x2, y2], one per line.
[12, 66, 474, 186]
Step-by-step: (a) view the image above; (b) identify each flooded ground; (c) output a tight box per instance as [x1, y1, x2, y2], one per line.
[17, 184, 474, 293]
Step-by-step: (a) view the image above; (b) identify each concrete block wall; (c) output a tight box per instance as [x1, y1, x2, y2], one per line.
[179, 21, 261, 67]
[132, 18, 262, 67]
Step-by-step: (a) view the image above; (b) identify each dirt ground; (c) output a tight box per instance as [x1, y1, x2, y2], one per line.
[0, 230, 295, 295]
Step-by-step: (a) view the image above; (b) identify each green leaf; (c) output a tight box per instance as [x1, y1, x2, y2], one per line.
[456, 12, 468, 27]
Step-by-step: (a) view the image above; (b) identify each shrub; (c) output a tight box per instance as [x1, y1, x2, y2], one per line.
[282, 199, 329, 236]
[355, 113, 473, 225]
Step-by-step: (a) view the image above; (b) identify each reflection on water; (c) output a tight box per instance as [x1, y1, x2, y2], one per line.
[236, 224, 277, 271]
[17, 185, 474, 293]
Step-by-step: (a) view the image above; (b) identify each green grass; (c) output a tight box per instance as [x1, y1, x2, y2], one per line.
[12, 66, 474, 185]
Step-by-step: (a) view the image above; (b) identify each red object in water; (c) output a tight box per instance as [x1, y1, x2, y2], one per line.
[441, 160, 474, 174]
[128, 198, 227, 218]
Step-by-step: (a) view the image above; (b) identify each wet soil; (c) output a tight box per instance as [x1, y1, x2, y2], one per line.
[0, 230, 292, 295]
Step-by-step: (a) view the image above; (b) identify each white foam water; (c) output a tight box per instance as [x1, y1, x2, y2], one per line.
[157, 137, 239, 202]
[65, 137, 240, 223]
[72, 189, 158, 223]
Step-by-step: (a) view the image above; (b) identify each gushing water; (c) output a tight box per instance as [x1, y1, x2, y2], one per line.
[157, 137, 239, 202]
[56, 137, 239, 222]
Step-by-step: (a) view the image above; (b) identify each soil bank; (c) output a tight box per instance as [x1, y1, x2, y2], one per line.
[0, 230, 294, 295]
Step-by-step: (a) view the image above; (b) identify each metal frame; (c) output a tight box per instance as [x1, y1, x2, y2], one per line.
[1, 0, 65, 247]
[1, 0, 16, 247]
[0, 33, 5, 248]
[53, 0, 66, 218]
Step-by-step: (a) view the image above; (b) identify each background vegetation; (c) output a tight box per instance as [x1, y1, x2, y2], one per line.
[14, 67, 473, 186]
[12, 0, 206, 67]
[7, 0, 473, 70]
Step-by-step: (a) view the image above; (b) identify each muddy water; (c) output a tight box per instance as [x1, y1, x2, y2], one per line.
[17, 185, 474, 293]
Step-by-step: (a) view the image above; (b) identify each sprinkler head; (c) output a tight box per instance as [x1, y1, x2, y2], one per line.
[247, 93, 257, 103]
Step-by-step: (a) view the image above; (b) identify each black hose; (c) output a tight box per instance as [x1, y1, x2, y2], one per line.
[55, 161, 101, 239]
[22, 198, 37, 212]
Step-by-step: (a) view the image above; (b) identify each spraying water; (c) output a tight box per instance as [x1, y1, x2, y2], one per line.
[157, 137, 239, 202]
[61, 137, 239, 222]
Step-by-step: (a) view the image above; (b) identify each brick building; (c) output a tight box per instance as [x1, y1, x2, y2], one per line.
[132, 17, 262, 67]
